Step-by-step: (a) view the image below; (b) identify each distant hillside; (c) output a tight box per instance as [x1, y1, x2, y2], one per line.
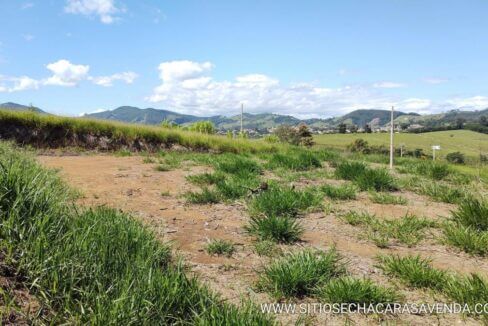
[86, 106, 203, 125]
[0, 102, 45, 113]
[334, 109, 416, 127]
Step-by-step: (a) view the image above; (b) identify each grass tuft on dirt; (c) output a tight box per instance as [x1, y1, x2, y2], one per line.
[257, 249, 345, 299]
[246, 215, 304, 244]
[205, 239, 236, 257]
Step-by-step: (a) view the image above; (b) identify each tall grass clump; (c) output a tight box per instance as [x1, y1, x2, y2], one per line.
[205, 239, 236, 257]
[443, 198, 488, 256]
[377, 255, 448, 290]
[378, 254, 488, 316]
[416, 182, 465, 204]
[321, 183, 357, 200]
[213, 153, 262, 177]
[369, 192, 407, 205]
[318, 277, 400, 307]
[266, 150, 322, 171]
[0, 142, 273, 324]
[257, 249, 345, 299]
[334, 161, 367, 180]
[248, 184, 323, 218]
[335, 162, 396, 191]
[245, 215, 304, 244]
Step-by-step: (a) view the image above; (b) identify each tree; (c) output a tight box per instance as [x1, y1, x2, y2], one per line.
[480, 116, 488, 126]
[274, 125, 301, 145]
[349, 124, 358, 133]
[364, 124, 372, 133]
[455, 118, 466, 129]
[338, 123, 347, 134]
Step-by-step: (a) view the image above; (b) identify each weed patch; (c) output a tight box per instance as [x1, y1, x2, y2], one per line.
[246, 215, 304, 243]
[206, 239, 236, 257]
[369, 192, 407, 205]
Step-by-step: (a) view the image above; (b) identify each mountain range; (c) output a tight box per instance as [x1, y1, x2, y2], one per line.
[1, 102, 487, 132]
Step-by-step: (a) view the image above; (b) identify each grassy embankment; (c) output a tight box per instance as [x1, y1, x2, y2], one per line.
[0, 109, 279, 154]
[0, 142, 272, 324]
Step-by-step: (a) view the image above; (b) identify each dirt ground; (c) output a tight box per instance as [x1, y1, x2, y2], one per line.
[37, 154, 486, 325]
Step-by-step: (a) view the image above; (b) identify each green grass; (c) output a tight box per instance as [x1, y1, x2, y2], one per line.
[205, 239, 236, 257]
[248, 184, 323, 218]
[184, 188, 221, 204]
[414, 181, 466, 204]
[0, 142, 272, 324]
[443, 198, 488, 256]
[321, 183, 357, 200]
[266, 150, 322, 171]
[318, 277, 400, 307]
[377, 255, 448, 290]
[397, 161, 451, 180]
[257, 249, 345, 299]
[369, 192, 407, 205]
[253, 240, 282, 257]
[186, 172, 226, 186]
[314, 130, 488, 160]
[341, 211, 434, 247]
[0, 109, 280, 154]
[334, 162, 396, 191]
[245, 215, 304, 244]
[378, 254, 488, 316]
[212, 153, 262, 176]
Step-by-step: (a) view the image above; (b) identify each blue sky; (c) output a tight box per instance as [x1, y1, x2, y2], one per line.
[1, 0, 487, 118]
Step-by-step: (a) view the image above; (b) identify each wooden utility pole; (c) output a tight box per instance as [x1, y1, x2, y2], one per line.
[389, 106, 394, 169]
[240, 103, 244, 135]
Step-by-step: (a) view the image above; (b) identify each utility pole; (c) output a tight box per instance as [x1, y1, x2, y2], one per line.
[240, 103, 244, 135]
[389, 106, 394, 169]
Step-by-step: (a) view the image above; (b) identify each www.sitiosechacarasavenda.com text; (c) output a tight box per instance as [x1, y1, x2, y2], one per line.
[261, 303, 488, 315]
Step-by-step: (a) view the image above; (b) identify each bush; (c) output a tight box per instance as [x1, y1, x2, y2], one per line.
[188, 121, 216, 134]
[321, 184, 357, 200]
[347, 139, 370, 153]
[257, 249, 345, 299]
[319, 277, 400, 307]
[446, 152, 466, 164]
[245, 215, 304, 244]
[205, 239, 236, 257]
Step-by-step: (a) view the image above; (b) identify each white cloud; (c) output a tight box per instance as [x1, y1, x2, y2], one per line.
[0, 59, 136, 92]
[22, 34, 35, 41]
[373, 81, 406, 89]
[146, 60, 488, 117]
[44, 60, 90, 86]
[64, 0, 121, 24]
[423, 77, 449, 84]
[445, 96, 488, 110]
[21, 2, 34, 10]
[89, 71, 138, 86]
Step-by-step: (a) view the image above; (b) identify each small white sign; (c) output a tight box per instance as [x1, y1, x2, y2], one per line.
[432, 145, 441, 150]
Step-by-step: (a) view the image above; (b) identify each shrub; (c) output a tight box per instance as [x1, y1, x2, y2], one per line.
[245, 215, 304, 244]
[377, 255, 447, 290]
[347, 139, 370, 153]
[184, 188, 220, 204]
[321, 184, 357, 200]
[205, 239, 236, 257]
[257, 249, 345, 299]
[369, 192, 407, 205]
[248, 185, 323, 218]
[446, 152, 466, 164]
[319, 277, 400, 307]
[188, 121, 216, 134]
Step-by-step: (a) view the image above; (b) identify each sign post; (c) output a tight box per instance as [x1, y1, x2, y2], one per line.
[432, 145, 441, 161]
